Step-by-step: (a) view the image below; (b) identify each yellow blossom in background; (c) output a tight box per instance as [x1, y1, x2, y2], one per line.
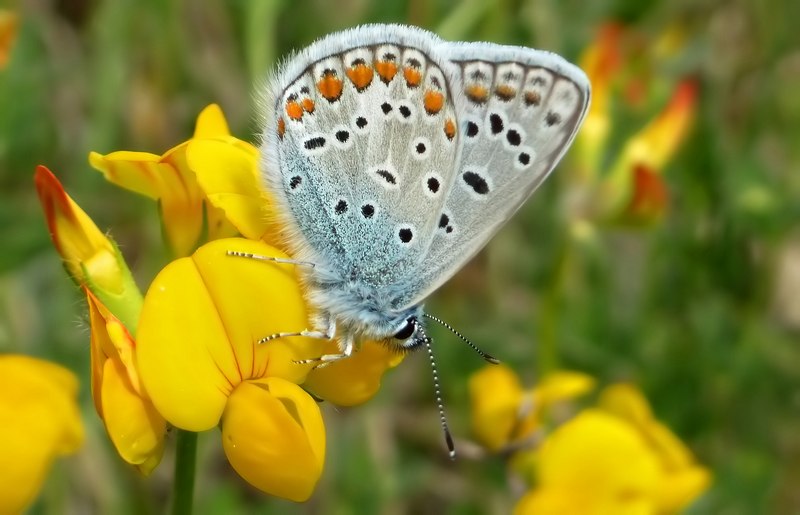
[34, 165, 142, 330]
[514, 384, 711, 514]
[469, 364, 594, 452]
[0, 10, 17, 70]
[89, 104, 249, 257]
[136, 237, 326, 501]
[86, 289, 166, 475]
[514, 409, 661, 515]
[0, 355, 84, 514]
[599, 384, 712, 512]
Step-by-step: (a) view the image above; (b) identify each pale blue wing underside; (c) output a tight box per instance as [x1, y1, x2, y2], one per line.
[260, 25, 590, 312]
[261, 26, 461, 290]
[395, 42, 591, 308]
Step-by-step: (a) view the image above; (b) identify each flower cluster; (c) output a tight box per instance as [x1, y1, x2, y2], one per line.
[567, 22, 698, 230]
[469, 366, 711, 514]
[35, 104, 402, 501]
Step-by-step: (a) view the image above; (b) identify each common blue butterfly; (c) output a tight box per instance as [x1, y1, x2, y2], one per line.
[234, 24, 590, 455]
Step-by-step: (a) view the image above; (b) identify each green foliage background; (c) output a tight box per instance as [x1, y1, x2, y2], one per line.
[1, 0, 798, 513]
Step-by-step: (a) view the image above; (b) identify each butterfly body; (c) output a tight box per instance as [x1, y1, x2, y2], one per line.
[259, 24, 590, 353]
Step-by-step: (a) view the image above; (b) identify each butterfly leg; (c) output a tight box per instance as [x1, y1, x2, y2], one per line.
[258, 317, 336, 344]
[293, 333, 354, 369]
[226, 250, 318, 269]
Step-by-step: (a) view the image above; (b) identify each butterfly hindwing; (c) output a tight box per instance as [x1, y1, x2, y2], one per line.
[396, 42, 591, 308]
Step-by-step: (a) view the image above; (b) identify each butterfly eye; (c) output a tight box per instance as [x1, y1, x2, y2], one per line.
[393, 317, 417, 340]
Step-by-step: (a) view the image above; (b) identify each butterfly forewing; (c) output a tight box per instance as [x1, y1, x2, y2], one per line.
[263, 26, 461, 289]
[396, 43, 591, 308]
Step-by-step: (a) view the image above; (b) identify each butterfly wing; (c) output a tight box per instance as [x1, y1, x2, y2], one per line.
[261, 25, 462, 289]
[396, 42, 591, 308]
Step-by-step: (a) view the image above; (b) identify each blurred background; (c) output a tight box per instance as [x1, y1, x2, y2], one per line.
[2, 0, 799, 513]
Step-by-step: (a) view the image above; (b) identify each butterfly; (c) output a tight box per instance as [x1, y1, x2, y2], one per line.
[234, 24, 590, 455]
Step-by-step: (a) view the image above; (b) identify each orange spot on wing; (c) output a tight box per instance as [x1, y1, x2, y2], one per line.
[346, 63, 374, 91]
[403, 67, 422, 88]
[375, 60, 397, 84]
[317, 71, 343, 102]
[285, 100, 303, 121]
[524, 90, 542, 106]
[495, 84, 516, 101]
[301, 98, 315, 113]
[423, 90, 445, 115]
[465, 84, 489, 104]
[444, 118, 456, 141]
[277, 117, 285, 139]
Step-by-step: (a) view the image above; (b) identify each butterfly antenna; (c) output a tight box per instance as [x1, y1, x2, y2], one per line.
[418, 325, 456, 460]
[424, 313, 500, 364]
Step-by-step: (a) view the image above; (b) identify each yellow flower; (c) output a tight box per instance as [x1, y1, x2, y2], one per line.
[599, 384, 712, 512]
[303, 340, 404, 407]
[514, 410, 661, 515]
[0, 9, 18, 70]
[136, 237, 327, 501]
[86, 289, 166, 475]
[0, 355, 83, 514]
[88, 104, 264, 257]
[515, 384, 711, 515]
[34, 165, 142, 330]
[469, 364, 594, 452]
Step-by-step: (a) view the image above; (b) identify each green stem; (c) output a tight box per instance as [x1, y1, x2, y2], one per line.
[538, 233, 574, 375]
[171, 430, 198, 515]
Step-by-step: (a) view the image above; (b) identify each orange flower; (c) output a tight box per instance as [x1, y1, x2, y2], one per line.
[576, 23, 623, 179]
[0, 10, 18, 70]
[34, 165, 142, 330]
[599, 79, 697, 223]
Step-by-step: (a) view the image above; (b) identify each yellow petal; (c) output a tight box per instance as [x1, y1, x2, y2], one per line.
[468, 364, 524, 451]
[222, 377, 325, 502]
[137, 238, 317, 431]
[88, 151, 164, 199]
[514, 488, 655, 515]
[187, 138, 281, 244]
[535, 410, 659, 503]
[532, 370, 596, 406]
[89, 148, 205, 257]
[303, 340, 403, 406]
[100, 358, 166, 475]
[513, 370, 595, 444]
[656, 464, 712, 513]
[598, 383, 654, 427]
[193, 104, 231, 139]
[600, 384, 712, 511]
[0, 355, 84, 514]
